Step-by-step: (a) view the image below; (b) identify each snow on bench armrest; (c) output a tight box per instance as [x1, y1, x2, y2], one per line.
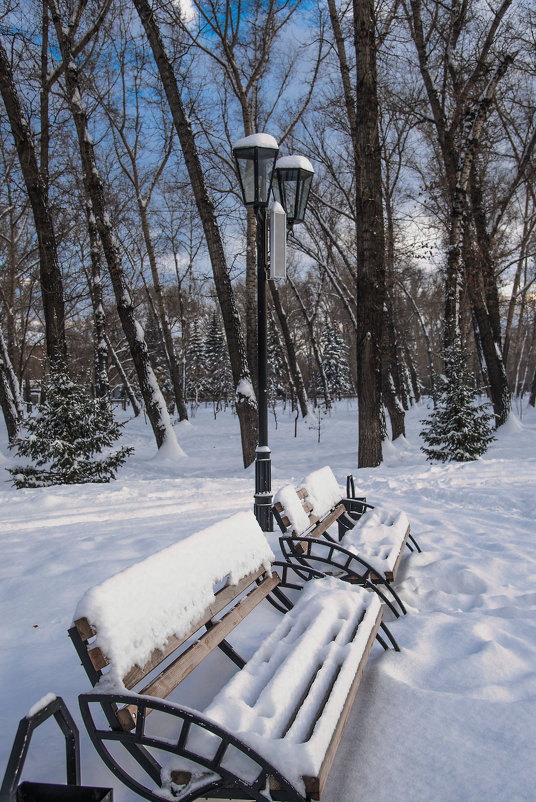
[74, 511, 274, 686]
[302, 466, 344, 519]
[340, 507, 410, 576]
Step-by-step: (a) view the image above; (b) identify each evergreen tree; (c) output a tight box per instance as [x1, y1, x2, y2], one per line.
[8, 367, 133, 487]
[420, 338, 495, 462]
[204, 313, 233, 404]
[317, 316, 353, 400]
[185, 318, 207, 403]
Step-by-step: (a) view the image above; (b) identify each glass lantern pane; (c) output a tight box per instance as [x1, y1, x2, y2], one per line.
[295, 172, 313, 223]
[285, 175, 298, 220]
[275, 169, 298, 220]
[257, 150, 276, 205]
[236, 153, 256, 205]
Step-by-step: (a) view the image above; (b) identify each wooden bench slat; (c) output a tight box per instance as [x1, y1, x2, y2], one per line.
[122, 566, 267, 689]
[309, 503, 346, 538]
[74, 616, 96, 641]
[118, 572, 281, 730]
[385, 523, 410, 582]
[75, 568, 269, 688]
[88, 645, 108, 672]
[304, 604, 383, 799]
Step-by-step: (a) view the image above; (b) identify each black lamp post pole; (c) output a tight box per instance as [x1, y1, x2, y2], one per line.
[254, 206, 272, 531]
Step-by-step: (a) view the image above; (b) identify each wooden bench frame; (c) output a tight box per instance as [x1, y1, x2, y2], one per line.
[273, 476, 421, 617]
[70, 557, 398, 802]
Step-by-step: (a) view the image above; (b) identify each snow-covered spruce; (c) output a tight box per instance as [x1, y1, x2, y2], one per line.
[316, 314, 353, 401]
[203, 312, 234, 408]
[420, 338, 495, 462]
[8, 367, 133, 487]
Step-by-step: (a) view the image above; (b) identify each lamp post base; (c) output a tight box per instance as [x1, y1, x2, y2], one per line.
[254, 446, 272, 532]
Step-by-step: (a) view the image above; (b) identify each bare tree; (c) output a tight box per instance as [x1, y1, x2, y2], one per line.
[132, 0, 259, 467]
[327, 0, 386, 466]
[0, 36, 66, 364]
[99, 27, 188, 420]
[180, 0, 322, 391]
[403, 0, 516, 425]
[47, 0, 182, 453]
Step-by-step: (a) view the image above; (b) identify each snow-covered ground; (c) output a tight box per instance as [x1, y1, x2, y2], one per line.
[0, 398, 535, 801]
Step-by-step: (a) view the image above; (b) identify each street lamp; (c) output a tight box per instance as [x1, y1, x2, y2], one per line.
[273, 155, 314, 229]
[233, 137, 313, 531]
[233, 133, 279, 532]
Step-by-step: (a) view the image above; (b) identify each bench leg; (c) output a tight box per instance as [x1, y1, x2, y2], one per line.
[362, 577, 406, 618]
[376, 622, 400, 652]
[407, 532, 422, 553]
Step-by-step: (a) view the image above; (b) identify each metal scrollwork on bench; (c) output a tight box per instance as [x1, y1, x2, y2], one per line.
[79, 692, 305, 802]
[279, 536, 407, 617]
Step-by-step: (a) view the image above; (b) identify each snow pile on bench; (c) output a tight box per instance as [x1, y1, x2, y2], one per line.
[302, 466, 344, 518]
[273, 484, 311, 534]
[274, 465, 351, 535]
[184, 576, 381, 791]
[340, 507, 410, 575]
[74, 511, 274, 685]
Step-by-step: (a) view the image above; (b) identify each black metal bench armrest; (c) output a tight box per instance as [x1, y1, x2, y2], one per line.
[342, 497, 373, 518]
[79, 692, 305, 802]
[279, 536, 406, 617]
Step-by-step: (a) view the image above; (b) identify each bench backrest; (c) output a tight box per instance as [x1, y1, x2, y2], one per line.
[302, 466, 344, 518]
[273, 466, 346, 540]
[70, 512, 278, 730]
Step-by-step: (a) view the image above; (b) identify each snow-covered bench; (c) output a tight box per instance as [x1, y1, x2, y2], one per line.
[273, 466, 420, 617]
[69, 512, 398, 802]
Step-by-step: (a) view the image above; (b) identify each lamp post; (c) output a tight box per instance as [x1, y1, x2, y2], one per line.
[233, 134, 279, 532]
[233, 137, 313, 531]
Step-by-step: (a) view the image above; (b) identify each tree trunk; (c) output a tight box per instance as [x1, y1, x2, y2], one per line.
[403, 342, 421, 403]
[327, 0, 385, 462]
[269, 280, 312, 419]
[464, 232, 511, 426]
[0, 37, 66, 364]
[469, 164, 503, 347]
[138, 201, 188, 421]
[84, 201, 109, 402]
[384, 189, 408, 413]
[48, 3, 180, 452]
[529, 364, 536, 408]
[353, 0, 385, 467]
[288, 276, 331, 410]
[382, 305, 406, 439]
[132, 0, 257, 467]
[104, 333, 142, 416]
[0, 364, 19, 442]
[382, 369, 405, 441]
[0, 327, 22, 440]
